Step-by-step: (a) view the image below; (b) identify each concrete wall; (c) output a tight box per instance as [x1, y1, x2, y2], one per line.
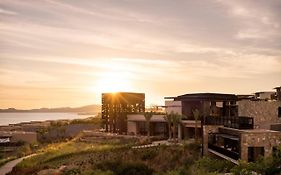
[255, 92, 275, 100]
[165, 101, 182, 114]
[238, 100, 281, 129]
[127, 121, 137, 135]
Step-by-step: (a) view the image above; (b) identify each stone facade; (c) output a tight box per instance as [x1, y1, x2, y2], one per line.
[202, 125, 221, 155]
[214, 127, 281, 162]
[240, 130, 281, 161]
[238, 100, 281, 129]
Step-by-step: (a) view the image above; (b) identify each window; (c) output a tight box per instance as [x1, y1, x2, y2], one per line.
[278, 107, 281, 118]
[248, 147, 264, 162]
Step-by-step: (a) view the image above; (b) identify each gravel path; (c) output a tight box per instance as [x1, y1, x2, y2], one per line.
[0, 154, 36, 175]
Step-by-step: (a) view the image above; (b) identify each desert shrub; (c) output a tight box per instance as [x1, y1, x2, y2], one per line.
[231, 156, 281, 175]
[95, 160, 153, 175]
[90, 169, 115, 175]
[70, 117, 101, 125]
[62, 168, 81, 175]
[141, 149, 158, 161]
[165, 170, 180, 175]
[183, 142, 201, 151]
[16, 144, 32, 157]
[195, 156, 234, 173]
[118, 162, 153, 175]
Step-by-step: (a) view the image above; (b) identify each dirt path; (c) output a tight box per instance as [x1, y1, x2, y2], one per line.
[0, 154, 35, 175]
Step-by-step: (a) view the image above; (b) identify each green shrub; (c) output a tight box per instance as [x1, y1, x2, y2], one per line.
[231, 155, 281, 175]
[141, 149, 158, 161]
[90, 170, 115, 175]
[195, 156, 234, 173]
[183, 142, 201, 151]
[95, 161, 153, 175]
[62, 168, 81, 175]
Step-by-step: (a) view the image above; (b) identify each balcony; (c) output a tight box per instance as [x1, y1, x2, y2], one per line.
[204, 116, 253, 129]
[208, 133, 240, 164]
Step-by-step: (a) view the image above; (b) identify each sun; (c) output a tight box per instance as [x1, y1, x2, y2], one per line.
[94, 71, 134, 93]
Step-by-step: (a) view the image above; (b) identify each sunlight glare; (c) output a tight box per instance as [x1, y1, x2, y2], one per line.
[90, 70, 134, 94]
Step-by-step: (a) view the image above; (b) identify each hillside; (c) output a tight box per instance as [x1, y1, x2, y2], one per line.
[0, 105, 101, 114]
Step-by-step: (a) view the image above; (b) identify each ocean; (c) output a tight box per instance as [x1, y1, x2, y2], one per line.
[0, 113, 96, 126]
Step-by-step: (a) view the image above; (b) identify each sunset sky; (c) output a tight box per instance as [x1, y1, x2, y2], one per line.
[1, 0, 281, 109]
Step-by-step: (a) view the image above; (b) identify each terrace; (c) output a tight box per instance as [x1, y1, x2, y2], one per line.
[204, 116, 254, 129]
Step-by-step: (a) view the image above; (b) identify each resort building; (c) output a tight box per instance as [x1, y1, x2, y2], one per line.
[204, 87, 281, 163]
[275, 86, 281, 101]
[254, 91, 276, 101]
[0, 131, 37, 145]
[127, 93, 240, 139]
[127, 114, 167, 136]
[102, 92, 145, 134]
[102, 87, 281, 163]
[165, 93, 239, 139]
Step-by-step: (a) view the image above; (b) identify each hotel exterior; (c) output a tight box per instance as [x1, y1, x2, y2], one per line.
[101, 86, 281, 163]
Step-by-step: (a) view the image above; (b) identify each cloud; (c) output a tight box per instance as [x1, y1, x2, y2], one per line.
[216, 0, 281, 41]
[0, 8, 17, 16]
[0, 0, 281, 107]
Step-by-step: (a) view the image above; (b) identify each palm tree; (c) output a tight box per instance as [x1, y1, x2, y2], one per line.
[144, 111, 153, 137]
[170, 112, 183, 141]
[192, 108, 200, 143]
[163, 112, 172, 139]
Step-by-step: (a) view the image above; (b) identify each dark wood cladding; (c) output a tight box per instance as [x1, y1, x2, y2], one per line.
[102, 92, 145, 134]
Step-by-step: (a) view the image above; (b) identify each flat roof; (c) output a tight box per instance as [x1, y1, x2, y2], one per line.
[254, 91, 275, 94]
[166, 93, 237, 101]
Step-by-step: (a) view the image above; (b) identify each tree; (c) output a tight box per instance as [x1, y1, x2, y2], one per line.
[163, 112, 172, 139]
[144, 111, 153, 137]
[192, 108, 200, 143]
[170, 111, 183, 142]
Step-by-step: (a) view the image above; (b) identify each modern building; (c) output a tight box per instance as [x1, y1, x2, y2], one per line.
[126, 93, 240, 139]
[204, 87, 281, 163]
[254, 91, 276, 101]
[206, 126, 281, 164]
[165, 93, 239, 139]
[103, 89, 281, 163]
[275, 86, 281, 101]
[127, 114, 167, 136]
[0, 131, 37, 145]
[102, 92, 145, 134]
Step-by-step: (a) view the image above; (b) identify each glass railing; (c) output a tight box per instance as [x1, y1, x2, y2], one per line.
[204, 116, 253, 129]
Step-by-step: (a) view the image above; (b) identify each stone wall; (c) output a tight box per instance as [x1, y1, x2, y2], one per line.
[238, 100, 281, 129]
[240, 131, 281, 161]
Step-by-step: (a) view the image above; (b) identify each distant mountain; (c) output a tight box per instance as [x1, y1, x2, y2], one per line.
[0, 104, 101, 114]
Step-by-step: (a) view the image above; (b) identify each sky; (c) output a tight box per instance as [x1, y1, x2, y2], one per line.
[0, 0, 281, 109]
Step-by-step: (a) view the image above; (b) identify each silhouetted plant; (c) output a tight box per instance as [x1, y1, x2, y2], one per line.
[192, 109, 200, 143]
[144, 111, 153, 138]
[163, 112, 172, 139]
